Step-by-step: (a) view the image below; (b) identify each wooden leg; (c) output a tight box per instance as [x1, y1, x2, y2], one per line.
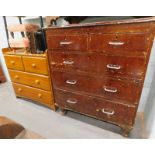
[121, 126, 131, 137]
[60, 108, 67, 115]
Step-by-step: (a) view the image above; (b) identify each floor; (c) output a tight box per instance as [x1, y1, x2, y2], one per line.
[0, 82, 146, 139]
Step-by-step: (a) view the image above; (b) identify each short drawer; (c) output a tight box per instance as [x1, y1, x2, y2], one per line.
[22, 56, 48, 75]
[54, 89, 136, 126]
[4, 55, 24, 71]
[47, 35, 88, 51]
[49, 52, 146, 80]
[90, 33, 147, 53]
[13, 83, 54, 108]
[9, 70, 51, 91]
[52, 71, 142, 104]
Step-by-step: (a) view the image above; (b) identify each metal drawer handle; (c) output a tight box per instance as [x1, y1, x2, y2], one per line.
[66, 80, 77, 85]
[66, 99, 77, 104]
[102, 108, 115, 115]
[63, 60, 74, 65]
[108, 41, 124, 46]
[60, 41, 72, 45]
[10, 61, 15, 64]
[104, 87, 117, 93]
[107, 64, 121, 70]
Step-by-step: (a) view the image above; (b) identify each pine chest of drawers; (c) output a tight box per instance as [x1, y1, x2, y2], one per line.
[45, 18, 155, 136]
[3, 48, 55, 110]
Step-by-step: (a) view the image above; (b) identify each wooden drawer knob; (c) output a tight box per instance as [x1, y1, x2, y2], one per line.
[35, 80, 40, 85]
[15, 75, 19, 80]
[10, 61, 15, 65]
[31, 63, 36, 68]
[38, 93, 42, 98]
[17, 88, 22, 92]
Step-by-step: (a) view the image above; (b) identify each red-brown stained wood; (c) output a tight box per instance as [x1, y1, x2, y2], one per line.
[45, 17, 155, 136]
[54, 89, 136, 126]
[52, 71, 142, 104]
[49, 52, 147, 80]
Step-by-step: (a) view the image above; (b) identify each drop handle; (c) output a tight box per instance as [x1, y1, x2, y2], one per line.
[107, 64, 121, 70]
[66, 80, 77, 85]
[101, 108, 115, 115]
[104, 87, 118, 93]
[60, 41, 72, 45]
[63, 60, 74, 65]
[66, 99, 78, 104]
[108, 41, 124, 46]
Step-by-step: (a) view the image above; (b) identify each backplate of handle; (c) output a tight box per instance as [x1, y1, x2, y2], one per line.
[102, 108, 115, 115]
[107, 64, 121, 70]
[63, 60, 74, 65]
[108, 41, 124, 46]
[104, 87, 117, 93]
[66, 99, 78, 104]
[66, 80, 77, 85]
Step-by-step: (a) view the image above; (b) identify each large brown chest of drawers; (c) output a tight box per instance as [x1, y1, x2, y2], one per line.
[45, 18, 155, 136]
[3, 49, 55, 110]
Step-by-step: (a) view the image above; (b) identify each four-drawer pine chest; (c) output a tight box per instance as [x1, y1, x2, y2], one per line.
[45, 18, 155, 136]
[3, 48, 55, 110]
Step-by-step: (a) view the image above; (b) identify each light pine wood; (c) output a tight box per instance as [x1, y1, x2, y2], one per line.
[9, 69, 51, 91]
[13, 83, 55, 109]
[4, 55, 24, 71]
[22, 56, 48, 75]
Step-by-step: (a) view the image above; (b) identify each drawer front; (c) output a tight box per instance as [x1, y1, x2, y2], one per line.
[49, 52, 146, 80]
[90, 33, 147, 52]
[54, 89, 136, 126]
[22, 56, 48, 75]
[13, 83, 54, 107]
[47, 35, 88, 51]
[9, 70, 51, 91]
[4, 55, 24, 71]
[52, 71, 142, 104]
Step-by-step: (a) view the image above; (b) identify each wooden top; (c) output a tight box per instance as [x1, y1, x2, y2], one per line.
[44, 17, 155, 29]
[2, 48, 46, 57]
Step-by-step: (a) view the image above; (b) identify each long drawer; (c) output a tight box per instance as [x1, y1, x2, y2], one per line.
[49, 52, 146, 80]
[13, 83, 54, 108]
[47, 35, 88, 51]
[52, 71, 142, 104]
[90, 33, 147, 52]
[54, 89, 137, 126]
[9, 70, 51, 91]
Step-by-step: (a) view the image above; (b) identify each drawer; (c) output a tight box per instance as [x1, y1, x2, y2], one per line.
[49, 52, 146, 80]
[4, 55, 24, 71]
[52, 71, 142, 104]
[54, 89, 136, 126]
[89, 33, 147, 52]
[13, 83, 54, 108]
[22, 56, 48, 75]
[9, 70, 51, 91]
[47, 35, 88, 51]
